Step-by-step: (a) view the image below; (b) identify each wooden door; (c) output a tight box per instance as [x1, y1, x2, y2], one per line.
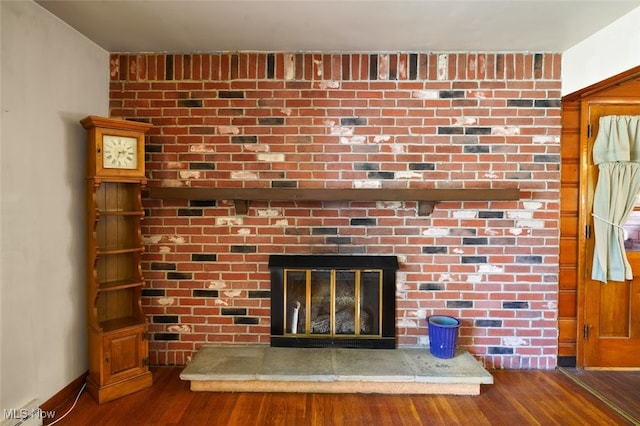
[583, 102, 640, 368]
[102, 326, 148, 385]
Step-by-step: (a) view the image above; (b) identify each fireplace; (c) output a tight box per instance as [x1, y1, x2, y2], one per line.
[269, 255, 399, 349]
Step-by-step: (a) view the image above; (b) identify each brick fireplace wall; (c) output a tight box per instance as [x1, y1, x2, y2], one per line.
[109, 52, 561, 369]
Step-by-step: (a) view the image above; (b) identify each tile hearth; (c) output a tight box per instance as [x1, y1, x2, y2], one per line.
[180, 346, 493, 395]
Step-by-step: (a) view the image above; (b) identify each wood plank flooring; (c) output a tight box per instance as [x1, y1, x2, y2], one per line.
[559, 368, 640, 424]
[46, 367, 639, 425]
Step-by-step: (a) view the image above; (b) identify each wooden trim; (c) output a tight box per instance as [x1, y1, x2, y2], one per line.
[40, 371, 88, 414]
[148, 187, 521, 216]
[80, 115, 152, 132]
[562, 65, 640, 101]
[189, 379, 482, 395]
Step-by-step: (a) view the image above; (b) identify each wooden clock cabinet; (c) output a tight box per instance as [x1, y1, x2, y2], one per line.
[80, 115, 153, 403]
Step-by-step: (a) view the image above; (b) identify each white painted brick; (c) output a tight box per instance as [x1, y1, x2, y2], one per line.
[168, 325, 191, 333]
[231, 170, 258, 180]
[437, 54, 448, 80]
[143, 235, 162, 244]
[354, 180, 381, 188]
[257, 153, 285, 162]
[503, 337, 528, 347]
[373, 135, 391, 143]
[479, 264, 504, 273]
[423, 228, 449, 237]
[257, 208, 283, 217]
[329, 126, 354, 136]
[391, 143, 406, 153]
[208, 281, 227, 289]
[340, 135, 367, 144]
[454, 117, 477, 125]
[469, 90, 490, 98]
[396, 171, 422, 180]
[218, 126, 240, 135]
[507, 211, 533, 219]
[397, 318, 417, 327]
[411, 90, 438, 99]
[412, 309, 427, 320]
[467, 274, 483, 283]
[179, 170, 201, 179]
[438, 273, 455, 282]
[492, 126, 520, 136]
[313, 59, 323, 77]
[284, 53, 295, 80]
[396, 271, 407, 286]
[378, 201, 402, 209]
[533, 135, 560, 144]
[158, 297, 175, 306]
[158, 246, 171, 253]
[523, 201, 543, 210]
[190, 144, 215, 152]
[517, 219, 545, 228]
[216, 217, 244, 226]
[318, 80, 340, 89]
[453, 210, 477, 218]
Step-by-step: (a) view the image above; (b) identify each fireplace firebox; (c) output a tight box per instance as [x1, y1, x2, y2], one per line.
[269, 255, 399, 349]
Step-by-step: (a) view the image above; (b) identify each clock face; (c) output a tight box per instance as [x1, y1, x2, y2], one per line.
[102, 135, 137, 169]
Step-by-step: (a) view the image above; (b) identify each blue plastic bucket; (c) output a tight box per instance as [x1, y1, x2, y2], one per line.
[427, 315, 460, 359]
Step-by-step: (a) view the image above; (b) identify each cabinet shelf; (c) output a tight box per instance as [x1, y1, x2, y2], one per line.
[97, 278, 145, 292]
[96, 210, 144, 217]
[99, 317, 146, 333]
[149, 187, 521, 216]
[96, 246, 144, 256]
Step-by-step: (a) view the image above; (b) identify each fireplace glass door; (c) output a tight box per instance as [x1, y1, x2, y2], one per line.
[284, 269, 382, 338]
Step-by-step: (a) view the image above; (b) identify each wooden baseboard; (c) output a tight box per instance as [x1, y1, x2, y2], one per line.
[40, 371, 88, 416]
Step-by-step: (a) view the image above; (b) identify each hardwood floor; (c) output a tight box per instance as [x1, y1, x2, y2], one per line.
[559, 368, 640, 424]
[46, 367, 639, 425]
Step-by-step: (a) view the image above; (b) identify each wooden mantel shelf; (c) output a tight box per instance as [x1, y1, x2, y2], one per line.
[148, 187, 520, 216]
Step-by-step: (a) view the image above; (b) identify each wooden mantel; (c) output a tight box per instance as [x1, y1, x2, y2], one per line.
[148, 187, 520, 216]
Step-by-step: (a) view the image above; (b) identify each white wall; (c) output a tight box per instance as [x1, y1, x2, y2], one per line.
[0, 0, 108, 413]
[562, 6, 640, 96]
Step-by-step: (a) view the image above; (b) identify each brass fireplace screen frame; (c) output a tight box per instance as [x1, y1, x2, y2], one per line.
[284, 268, 383, 337]
[269, 255, 399, 349]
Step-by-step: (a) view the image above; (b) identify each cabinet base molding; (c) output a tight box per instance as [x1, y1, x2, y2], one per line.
[86, 371, 153, 404]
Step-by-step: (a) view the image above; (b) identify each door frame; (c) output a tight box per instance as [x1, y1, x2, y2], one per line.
[566, 67, 640, 367]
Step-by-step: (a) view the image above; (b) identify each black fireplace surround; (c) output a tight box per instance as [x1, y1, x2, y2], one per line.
[269, 255, 399, 349]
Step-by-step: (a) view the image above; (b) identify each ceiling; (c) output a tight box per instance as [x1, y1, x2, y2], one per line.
[36, 1, 640, 53]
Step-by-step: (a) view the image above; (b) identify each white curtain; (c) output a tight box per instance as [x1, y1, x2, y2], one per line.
[592, 115, 640, 283]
